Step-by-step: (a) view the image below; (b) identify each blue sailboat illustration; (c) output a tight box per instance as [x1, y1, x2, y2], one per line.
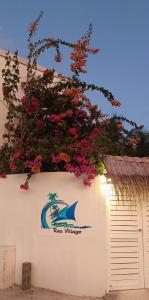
[41, 193, 91, 229]
[51, 201, 78, 223]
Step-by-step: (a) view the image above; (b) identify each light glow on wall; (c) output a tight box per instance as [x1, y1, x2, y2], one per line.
[100, 175, 113, 205]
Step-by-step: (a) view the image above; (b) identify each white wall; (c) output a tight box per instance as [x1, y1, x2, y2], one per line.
[0, 50, 107, 297]
[0, 172, 107, 297]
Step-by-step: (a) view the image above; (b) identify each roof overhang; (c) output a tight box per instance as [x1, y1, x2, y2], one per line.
[104, 155, 149, 194]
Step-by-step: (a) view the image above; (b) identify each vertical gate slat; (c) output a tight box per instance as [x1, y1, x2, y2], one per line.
[142, 193, 149, 288]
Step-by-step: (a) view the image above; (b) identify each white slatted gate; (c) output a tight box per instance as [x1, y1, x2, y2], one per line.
[142, 193, 149, 288]
[107, 185, 149, 291]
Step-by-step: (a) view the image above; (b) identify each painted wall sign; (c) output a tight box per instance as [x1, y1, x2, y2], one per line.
[41, 193, 91, 234]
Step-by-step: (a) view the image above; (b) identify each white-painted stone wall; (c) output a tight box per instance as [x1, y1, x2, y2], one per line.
[0, 172, 107, 297]
[0, 246, 16, 288]
[0, 50, 107, 297]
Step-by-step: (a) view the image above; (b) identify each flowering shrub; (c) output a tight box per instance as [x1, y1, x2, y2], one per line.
[0, 12, 143, 189]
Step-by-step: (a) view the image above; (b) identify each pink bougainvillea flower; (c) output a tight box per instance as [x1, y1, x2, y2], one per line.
[83, 178, 92, 186]
[65, 163, 96, 180]
[36, 119, 44, 126]
[51, 154, 61, 163]
[65, 162, 96, 186]
[25, 107, 31, 115]
[75, 109, 87, 118]
[22, 96, 40, 115]
[74, 156, 89, 165]
[88, 173, 96, 180]
[65, 164, 80, 176]
[80, 165, 96, 175]
[69, 128, 77, 135]
[13, 151, 22, 160]
[83, 173, 96, 187]
[9, 161, 17, 171]
[76, 139, 92, 153]
[49, 114, 61, 123]
[79, 139, 90, 147]
[65, 163, 74, 173]
[89, 127, 101, 138]
[20, 183, 29, 190]
[31, 96, 40, 110]
[25, 160, 34, 169]
[0, 172, 7, 178]
[21, 96, 27, 105]
[69, 128, 78, 139]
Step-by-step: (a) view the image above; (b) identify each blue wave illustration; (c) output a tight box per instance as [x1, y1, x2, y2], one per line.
[41, 200, 67, 229]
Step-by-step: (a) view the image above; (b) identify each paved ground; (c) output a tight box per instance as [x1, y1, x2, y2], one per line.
[104, 289, 149, 300]
[0, 286, 102, 300]
[1, 286, 149, 300]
